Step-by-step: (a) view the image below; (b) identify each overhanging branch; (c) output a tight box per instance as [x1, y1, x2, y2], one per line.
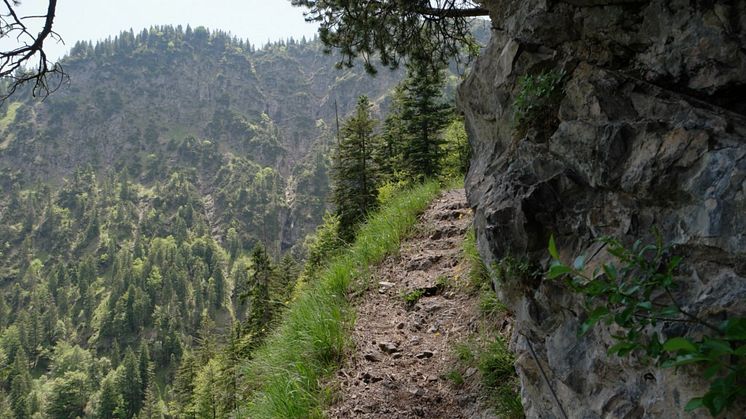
[417, 7, 490, 18]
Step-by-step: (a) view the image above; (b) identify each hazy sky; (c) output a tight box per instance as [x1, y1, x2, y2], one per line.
[11, 0, 320, 60]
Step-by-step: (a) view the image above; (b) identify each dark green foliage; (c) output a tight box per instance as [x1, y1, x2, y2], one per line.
[440, 117, 470, 179]
[512, 70, 565, 137]
[393, 61, 453, 181]
[402, 289, 425, 308]
[290, 0, 485, 73]
[244, 244, 276, 339]
[548, 235, 746, 416]
[47, 371, 90, 419]
[332, 96, 379, 241]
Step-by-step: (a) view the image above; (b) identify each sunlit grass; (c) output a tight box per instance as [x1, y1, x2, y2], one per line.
[240, 180, 441, 418]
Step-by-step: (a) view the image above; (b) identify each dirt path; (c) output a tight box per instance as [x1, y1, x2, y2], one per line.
[327, 189, 496, 418]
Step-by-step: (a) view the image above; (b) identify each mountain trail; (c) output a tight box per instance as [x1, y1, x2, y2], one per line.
[327, 189, 501, 418]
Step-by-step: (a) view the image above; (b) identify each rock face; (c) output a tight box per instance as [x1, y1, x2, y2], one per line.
[459, 1, 746, 417]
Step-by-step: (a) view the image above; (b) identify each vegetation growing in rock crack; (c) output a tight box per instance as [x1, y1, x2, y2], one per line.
[548, 234, 746, 416]
[512, 69, 566, 138]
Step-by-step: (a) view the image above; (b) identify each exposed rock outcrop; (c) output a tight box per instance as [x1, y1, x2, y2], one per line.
[459, 1, 746, 417]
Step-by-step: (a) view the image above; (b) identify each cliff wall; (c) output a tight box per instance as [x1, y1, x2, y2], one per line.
[459, 1, 746, 417]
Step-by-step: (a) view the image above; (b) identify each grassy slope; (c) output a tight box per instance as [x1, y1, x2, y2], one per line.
[239, 181, 441, 418]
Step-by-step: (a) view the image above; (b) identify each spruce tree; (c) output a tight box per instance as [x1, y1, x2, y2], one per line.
[118, 349, 144, 418]
[332, 95, 379, 241]
[399, 60, 452, 181]
[140, 362, 163, 419]
[375, 85, 406, 182]
[243, 244, 275, 338]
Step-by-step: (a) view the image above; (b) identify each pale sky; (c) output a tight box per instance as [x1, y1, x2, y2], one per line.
[10, 0, 320, 60]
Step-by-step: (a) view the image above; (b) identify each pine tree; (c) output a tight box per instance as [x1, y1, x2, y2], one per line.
[0, 389, 14, 418]
[332, 95, 379, 241]
[118, 349, 144, 418]
[95, 371, 124, 419]
[399, 60, 452, 181]
[9, 352, 32, 418]
[170, 351, 197, 418]
[243, 244, 275, 339]
[140, 362, 164, 419]
[192, 359, 221, 419]
[376, 85, 407, 181]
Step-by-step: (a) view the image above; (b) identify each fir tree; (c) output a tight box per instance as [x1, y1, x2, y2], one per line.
[399, 60, 452, 181]
[332, 95, 379, 241]
[118, 349, 144, 418]
[243, 244, 275, 339]
[139, 362, 164, 419]
[376, 85, 406, 182]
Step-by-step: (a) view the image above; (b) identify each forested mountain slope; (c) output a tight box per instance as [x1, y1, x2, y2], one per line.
[0, 25, 402, 255]
[0, 26, 402, 418]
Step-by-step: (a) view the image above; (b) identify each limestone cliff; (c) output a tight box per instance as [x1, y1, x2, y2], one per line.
[459, 1, 746, 417]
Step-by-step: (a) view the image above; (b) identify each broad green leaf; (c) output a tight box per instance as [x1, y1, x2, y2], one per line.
[702, 339, 733, 357]
[661, 354, 708, 368]
[704, 363, 721, 379]
[667, 256, 682, 271]
[548, 235, 559, 259]
[579, 307, 609, 336]
[720, 318, 746, 340]
[636, 301, 652, 311]
[607, 342, 636, 356]
[663, 337, 697, 353]
[735, 344, 746, 357]
[602, 263, 617, 280]
[684, 397, 704, 412]
[547, 264, 572, 279]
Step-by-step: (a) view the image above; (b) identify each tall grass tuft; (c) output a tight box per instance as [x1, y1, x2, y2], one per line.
[240, 180, 441, 418]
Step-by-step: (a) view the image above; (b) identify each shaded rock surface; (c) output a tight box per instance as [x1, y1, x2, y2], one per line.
[460, 1, 746, 417]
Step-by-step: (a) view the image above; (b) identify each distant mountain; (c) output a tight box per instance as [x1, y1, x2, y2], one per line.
[0, 25, 403, 255]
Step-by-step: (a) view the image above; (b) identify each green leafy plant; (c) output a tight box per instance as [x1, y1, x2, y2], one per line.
[547, 235, 746, 416]
[402, 289, 425, 308]
[452, 337, 524, 418]
[512, 70, 565, 137]
[492, 255, 539, 285]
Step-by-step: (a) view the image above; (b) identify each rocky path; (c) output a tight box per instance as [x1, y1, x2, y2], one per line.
[327, 189, 494, 418]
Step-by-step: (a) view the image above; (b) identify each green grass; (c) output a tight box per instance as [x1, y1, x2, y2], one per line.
[401, 289, 425, 308]
[239, 180, 441, 418]
[458, 227, 523, 418]
[452, 336, 524, 418]
[463, 227, 490, 289]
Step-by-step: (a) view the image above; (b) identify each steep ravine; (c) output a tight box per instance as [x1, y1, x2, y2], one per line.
[460, 1, 746, 417]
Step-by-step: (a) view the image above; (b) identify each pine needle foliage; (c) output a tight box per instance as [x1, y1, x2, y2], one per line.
[399, 60, 453, 181]
[332, 95, 379, 242]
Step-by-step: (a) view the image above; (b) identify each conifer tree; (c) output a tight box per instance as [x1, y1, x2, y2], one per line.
[118, 349, 144, 418]
[192, 359, 221, 419]
[170, 351, 197, 418]
[376, 86, 406, 182]
[399, 60, 452, 181]
[243, 244, 275, 338]
[140, 362, 164, 419]
[332, 95, 379, 241]
[95, 371, 124, 419]
[0, 389, 14, 418]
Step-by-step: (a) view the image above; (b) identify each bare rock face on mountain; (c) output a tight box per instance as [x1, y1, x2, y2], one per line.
[459, 1, 746, 417]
